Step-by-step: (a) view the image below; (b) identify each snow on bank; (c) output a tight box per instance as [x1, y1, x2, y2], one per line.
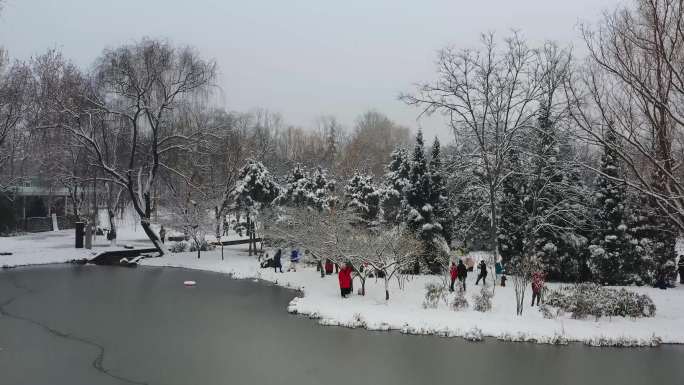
[3, 226, 682, 348]
[0, 224, 155, 267]
[142, 248, 684, 347]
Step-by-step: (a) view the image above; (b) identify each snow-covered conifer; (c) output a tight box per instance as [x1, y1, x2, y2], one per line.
[380, 148, 410, 223]
[588, 129, 635, 285]
[428, 137, 454, 244]
[344, 171, 380, 224]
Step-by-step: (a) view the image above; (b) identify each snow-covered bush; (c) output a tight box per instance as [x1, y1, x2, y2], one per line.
[169, 241, 189, 253]
[539, 304, 557, 319]
[545, 283, 656, 319]
[549, 331, 569, 345]
[473, 283, 493, 312]
[449, 286, 469, 311]
[189, 239, 215, 252]
[422, 282, 447, 309]
[351, 313, 367, 328]
[464, 327, 483, 341]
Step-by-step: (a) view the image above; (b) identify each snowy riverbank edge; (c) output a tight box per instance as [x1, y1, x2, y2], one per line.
[138, 248, 684, 348]
[2, 242, 682, 348]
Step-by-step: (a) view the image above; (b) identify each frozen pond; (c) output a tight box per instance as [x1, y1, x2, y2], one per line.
[0, 265, 682, 385]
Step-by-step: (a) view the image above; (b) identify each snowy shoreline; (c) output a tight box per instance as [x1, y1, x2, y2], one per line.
[2, 233, 683, 348]
[139, 248, 684, 348]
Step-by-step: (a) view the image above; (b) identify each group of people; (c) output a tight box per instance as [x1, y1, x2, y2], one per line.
[449, 260, 469, 291]
[449, 258, 545, 306]
[271, 248, 301, 273]
[265, 247, 556, 308]
[270, 248, 354, 298]
[448, 259, 489, 292]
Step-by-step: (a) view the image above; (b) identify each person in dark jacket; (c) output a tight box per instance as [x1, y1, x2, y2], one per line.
[475, 260, 487, 285]
[273, 248, 283, 273]
[457, 259, 467, 291]
[338, 262, 353, 298]
[678, 256, 684, 284]
[324, 259, 334, 275]
[449, 262, 458, 292]
[159, 226, 166, 244]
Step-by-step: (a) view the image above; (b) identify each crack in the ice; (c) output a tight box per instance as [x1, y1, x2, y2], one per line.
[0, 272, 150, 385]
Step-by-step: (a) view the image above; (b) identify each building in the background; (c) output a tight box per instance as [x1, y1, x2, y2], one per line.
[1, 177, 74, 233]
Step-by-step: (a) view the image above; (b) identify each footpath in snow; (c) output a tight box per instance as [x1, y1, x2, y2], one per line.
[141, 247, 684, 347]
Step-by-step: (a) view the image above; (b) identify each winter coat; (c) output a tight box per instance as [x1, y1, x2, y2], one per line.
[338, 266, 352, 289]
[478, 261, 488, 277]
[324, 260, 334, 274]
[290, 250, 300, 262]
[274, 250, 282, 267]
[457, 262, 467, 279]
[531, 272, 545, 293]
[450, 265, 458, 280]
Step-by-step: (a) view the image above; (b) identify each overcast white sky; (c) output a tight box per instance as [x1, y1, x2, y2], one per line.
[0, 0, 622, 141]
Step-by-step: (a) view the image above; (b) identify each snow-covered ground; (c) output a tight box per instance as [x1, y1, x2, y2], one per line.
[3, 225, 684, 347]
[0, 222, 156, 267]
[141, 247, 684, 347]
[0, 211, 247, 267]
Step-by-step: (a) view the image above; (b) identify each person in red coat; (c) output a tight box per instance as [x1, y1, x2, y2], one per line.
[324, 259, 334, 275]
[338, 262, 353, 298]
[449, 262, 458, 292]
[531, 271, 545, 306]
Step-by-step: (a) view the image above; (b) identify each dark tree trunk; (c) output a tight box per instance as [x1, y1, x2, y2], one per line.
[140, 219, 164, 256]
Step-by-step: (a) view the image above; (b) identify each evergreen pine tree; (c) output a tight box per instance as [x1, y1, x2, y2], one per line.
[629, 171, 677, 285]
[344, 171, 380, 224]
[588, 129, 635, 285]
[498, 109, 589, 281]
[276, 165, 335, 210]
[380, 148, 410, 223]
[528, 110, 565, 278]
[312, 167, 337, 209]
[403, 130, 443, 270]
[555, 137, 592, 282]
[234, 160, 280, 209]
[498, 147, 527, 265]
[323, 123, 338, 170]
[428, 137, 453, 244]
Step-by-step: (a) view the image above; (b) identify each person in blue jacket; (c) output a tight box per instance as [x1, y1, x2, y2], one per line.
[288, 249, 300, 272]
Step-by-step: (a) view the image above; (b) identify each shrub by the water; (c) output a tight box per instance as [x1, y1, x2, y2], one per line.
[169, 241, 189, 253]
[189, 239, 214, 252]
[545, 283, 656, 319]
[539, 304, 558, 319]
[473, 283, 493, 312]
[422, 282, 447, 309]
[450, 286, 469, 311]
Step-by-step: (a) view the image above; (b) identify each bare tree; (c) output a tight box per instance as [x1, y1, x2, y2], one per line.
[338, 110, 411, 178]
[567, 0, 684, 231]
[103, 180, 125, 245]
[0, 58, 31, 195]
[363, 226, 422, 300]
[263, 206, 420, 299]
[162, 178, 212, 259]
[403, 33, 571, 269]
[316, 115, 344, 171]
[54, 39, 216, 254]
